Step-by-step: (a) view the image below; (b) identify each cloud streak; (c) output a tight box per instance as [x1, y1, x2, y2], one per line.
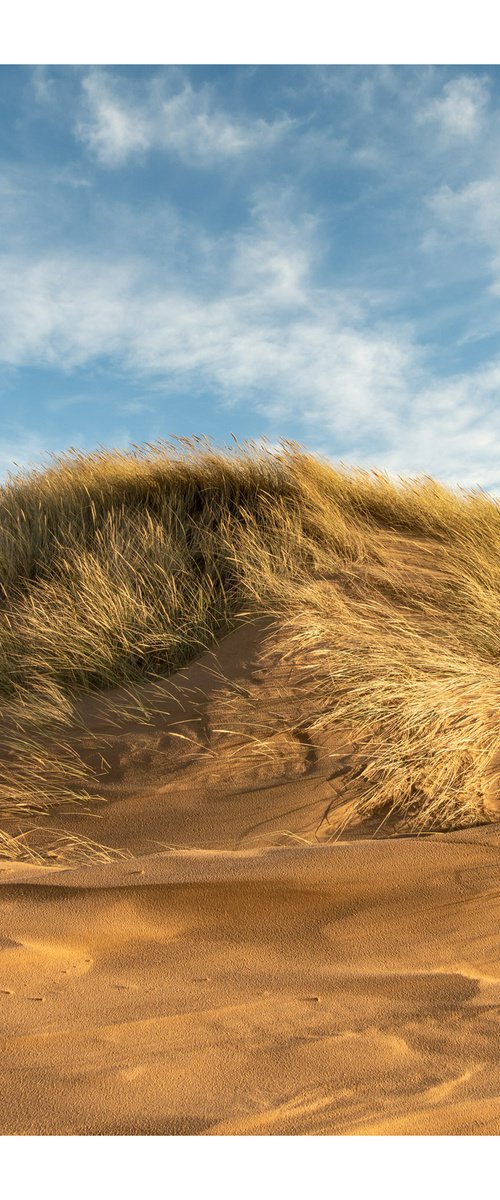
[77, 70, 291, 167]
[0, 212, 419, 453]
[3, 220, 498, 487]
[5, 232, 498, 488]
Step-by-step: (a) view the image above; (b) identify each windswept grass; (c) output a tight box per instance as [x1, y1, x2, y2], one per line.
[1, 436, 499, 850]
[0, 826, 131, 865]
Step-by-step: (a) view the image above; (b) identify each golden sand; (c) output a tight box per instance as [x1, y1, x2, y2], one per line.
[1, 619, 500, 1135]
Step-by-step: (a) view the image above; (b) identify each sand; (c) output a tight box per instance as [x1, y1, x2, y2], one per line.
[1, 619, 500, 1136]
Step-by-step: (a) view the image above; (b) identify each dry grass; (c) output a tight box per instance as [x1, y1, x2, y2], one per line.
[0, 826, 131, 865]
[1, 436, 500, 854]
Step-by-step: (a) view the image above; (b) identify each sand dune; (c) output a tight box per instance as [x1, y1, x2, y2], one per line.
[2, 447, 500, 1136]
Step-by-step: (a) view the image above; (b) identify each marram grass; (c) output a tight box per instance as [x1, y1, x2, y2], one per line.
[1, 437, 500, 855]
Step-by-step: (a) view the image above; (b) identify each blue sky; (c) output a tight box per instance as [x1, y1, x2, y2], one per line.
[2, 64, 500, 486]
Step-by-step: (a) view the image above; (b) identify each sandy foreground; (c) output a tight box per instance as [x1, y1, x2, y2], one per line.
[1, 621, 500, 1136]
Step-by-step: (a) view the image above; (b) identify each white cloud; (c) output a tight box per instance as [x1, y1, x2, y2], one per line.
[369, 360, 500, 489]
[77, 70, 290, 168]
[418, 75, 490, 143]
[0, 256, 135, 367]
[1, 196, 499, 490]
[77, 74, 150, 165]
[0, 211, 420, 464]
[426, 178, 500, 246]
[423, 176, 500, 298]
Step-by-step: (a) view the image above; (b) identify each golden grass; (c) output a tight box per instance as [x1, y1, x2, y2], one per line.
[1, 436, 499, 852]
[0, 826, 131, 865]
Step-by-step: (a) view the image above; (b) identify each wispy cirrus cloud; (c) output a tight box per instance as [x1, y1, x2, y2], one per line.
[417, 74, 491, 143]
[421, 177, 500, 332]
[76, 70, 292, 168]
[370, 360, 500, 490]
[3, 65, 500, 489]
[425, 177, 500, 263]
[0, 185, 422, 476]
[3, 180, 500, 486]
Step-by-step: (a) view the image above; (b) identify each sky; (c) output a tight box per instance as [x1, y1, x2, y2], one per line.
[1, 63, 500, 487]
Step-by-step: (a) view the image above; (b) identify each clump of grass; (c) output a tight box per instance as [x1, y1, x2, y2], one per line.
[269, 587, 500, 831]
[0, 436, 499, 839]
[0, 826, 131, 865]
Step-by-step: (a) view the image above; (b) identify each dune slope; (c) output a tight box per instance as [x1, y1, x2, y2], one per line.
[1, 443, 500, 1135]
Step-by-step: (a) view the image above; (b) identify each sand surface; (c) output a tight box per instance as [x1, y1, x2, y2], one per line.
[1, 618, 500, 1135]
